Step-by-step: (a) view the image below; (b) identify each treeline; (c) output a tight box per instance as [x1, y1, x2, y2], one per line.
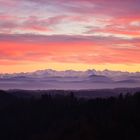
[0, 90, 140, 140]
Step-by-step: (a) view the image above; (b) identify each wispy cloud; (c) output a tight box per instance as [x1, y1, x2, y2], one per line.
[0, 0, 140, 72]
[0, 34, 139, 65]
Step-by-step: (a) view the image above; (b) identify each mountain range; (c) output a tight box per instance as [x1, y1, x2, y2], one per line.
[0, 69, 140, 90]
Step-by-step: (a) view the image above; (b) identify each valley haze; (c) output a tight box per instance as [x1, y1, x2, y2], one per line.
[0, 69, 140, 90]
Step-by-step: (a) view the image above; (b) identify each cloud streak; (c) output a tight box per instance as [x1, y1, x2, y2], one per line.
[0, 0, 140, 72]
[0, 34, 139, 65]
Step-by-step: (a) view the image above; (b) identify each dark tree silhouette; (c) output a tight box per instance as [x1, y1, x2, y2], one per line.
[0, 90, 140, 140]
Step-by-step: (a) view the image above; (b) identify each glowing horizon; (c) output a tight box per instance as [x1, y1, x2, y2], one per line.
[0, 0, 140, 73]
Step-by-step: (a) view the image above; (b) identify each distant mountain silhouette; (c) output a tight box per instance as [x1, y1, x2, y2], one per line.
[0, 69, 139, 90]
[87, 74, 113, 82]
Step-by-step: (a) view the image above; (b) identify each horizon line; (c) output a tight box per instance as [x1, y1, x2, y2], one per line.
[1, 68, 140, 75]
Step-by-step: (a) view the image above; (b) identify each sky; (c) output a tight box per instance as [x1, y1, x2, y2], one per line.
[0, 0, 140, 73]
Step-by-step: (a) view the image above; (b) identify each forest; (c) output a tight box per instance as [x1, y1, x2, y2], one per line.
[0, 90, 140, 140]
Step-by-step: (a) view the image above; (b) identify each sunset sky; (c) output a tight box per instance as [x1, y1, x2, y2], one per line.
[0, 0, 140, 73]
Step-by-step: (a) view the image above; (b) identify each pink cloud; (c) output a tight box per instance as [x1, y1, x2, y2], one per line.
[0, 14, 69, 33]
[85, 15, 140, 37]
[0, 0, 139, 68]
[0, 34, 139, 65]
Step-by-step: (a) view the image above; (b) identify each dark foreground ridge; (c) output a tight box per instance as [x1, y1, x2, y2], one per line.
[0, 89, 140, 140]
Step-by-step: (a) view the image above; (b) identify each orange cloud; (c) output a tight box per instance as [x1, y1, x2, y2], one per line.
[0, 35, 139, 67]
